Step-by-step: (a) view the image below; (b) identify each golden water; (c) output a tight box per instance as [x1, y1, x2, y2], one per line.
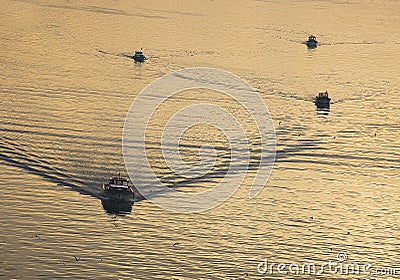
[1, 0, 399, 279]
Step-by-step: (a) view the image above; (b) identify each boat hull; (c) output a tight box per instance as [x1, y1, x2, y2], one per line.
[101, 198, 134, 215]
[315, 99, 330, 109]
[133, 55, 146, 63]
[102, 188, 135, 202]
[306, 40, 318, 49]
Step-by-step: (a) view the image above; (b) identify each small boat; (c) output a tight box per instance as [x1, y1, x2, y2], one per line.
[314, 91, 331, 109]
[102, 173, 135, 201]
[133, 49, 146, 63]
[306, 35, 318, 49]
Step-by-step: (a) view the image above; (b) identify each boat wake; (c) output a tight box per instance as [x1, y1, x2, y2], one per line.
[0, 135, 93, 195]
[96, 48, 146, 62]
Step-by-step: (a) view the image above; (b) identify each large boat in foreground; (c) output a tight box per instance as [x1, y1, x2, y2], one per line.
[102, 174, 135, 201]
[314, 91, 331, 109]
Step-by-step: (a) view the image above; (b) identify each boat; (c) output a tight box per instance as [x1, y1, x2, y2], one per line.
[314, 91, 331, 109]
[133, 49, 146, 63]
[102, 173, 135, 201]
[306, 35, 318, 49]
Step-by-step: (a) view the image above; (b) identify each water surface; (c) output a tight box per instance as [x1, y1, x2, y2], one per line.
[1, 0, 399, 279]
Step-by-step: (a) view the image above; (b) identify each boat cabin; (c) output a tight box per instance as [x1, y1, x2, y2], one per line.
[308, 35, 317, 41]
[103, 175, 132, 190]
[317, 91, 329, 99]
[110, 177, 129, 187]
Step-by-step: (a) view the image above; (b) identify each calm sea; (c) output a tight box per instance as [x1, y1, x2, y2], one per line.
[1, 0, 399, 279]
